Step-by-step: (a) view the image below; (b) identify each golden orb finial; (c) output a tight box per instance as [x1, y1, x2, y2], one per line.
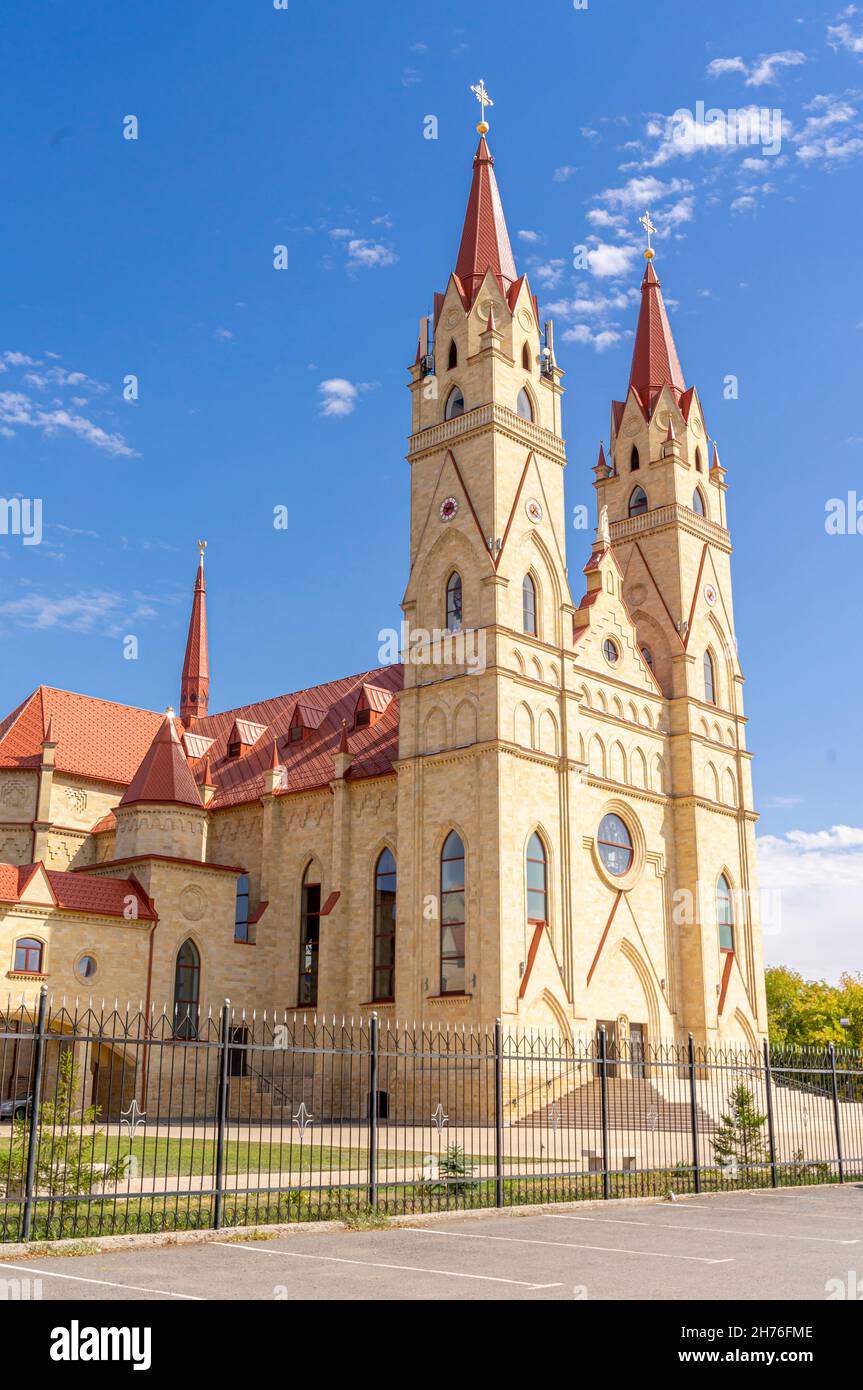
[470, 80, 493, 136]
[644, 247, 655, 261]
[197, 538, 207, 558]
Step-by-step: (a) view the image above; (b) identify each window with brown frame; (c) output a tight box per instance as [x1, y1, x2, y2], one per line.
[372, 848, 396, 1001]
[440, 831, 466, 995]
[14, 938, 43, 974]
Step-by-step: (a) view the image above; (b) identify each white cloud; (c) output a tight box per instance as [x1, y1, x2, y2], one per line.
[730, 194, 757, 213]
[757, 824, 863, 980]
[531, 258, 565, 287]
[0, 390, 136, 456]
[587, 242, 640, 277]
[518, 229, 542, 242]
[707, 57, 749, 78]
[345, 238, 397, 269]
[552, 165, 576, 182]
[214, 328, 233, 342]
[708, 50, 807, 85]
[317, 378, 374, 417]
[560, 324, 627, 352]
[329, 227, 355, 240]
[596, 174, 693, 209]
[827, 16, 863, 54]
[0, 589, 159, 637]
[793, 92, 863, 162]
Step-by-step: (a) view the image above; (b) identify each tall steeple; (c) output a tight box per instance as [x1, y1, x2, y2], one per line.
[627, 259, 686, 413]
[454, 135, 518, 306]
[180, 541, 210, 729]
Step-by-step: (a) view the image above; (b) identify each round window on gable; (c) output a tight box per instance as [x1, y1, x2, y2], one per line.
[602, 637, 619, 666]
[597, 813, 633, 877]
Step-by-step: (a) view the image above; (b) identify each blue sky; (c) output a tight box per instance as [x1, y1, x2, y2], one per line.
[1, 1, 862, 977]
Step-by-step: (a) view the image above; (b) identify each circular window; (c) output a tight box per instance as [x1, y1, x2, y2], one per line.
[602, 638, 619, 666]
[597, 814, 633, 876]
[76, 954, 97, 981]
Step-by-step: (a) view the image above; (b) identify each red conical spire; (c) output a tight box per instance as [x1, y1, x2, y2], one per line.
[628, 260, 686, 413]
[120, 710, 203, 807]
[180, 542, 210, 729]
[454, 136, 518, 306]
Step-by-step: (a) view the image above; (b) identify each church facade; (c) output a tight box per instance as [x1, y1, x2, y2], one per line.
[0, 126, 768, 1062]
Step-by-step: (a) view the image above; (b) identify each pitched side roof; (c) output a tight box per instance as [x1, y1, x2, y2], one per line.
[119, 713, 203, 808]
[454, 136, 518, 307]
[0, 666, 404, 812]
[0, 862, 156, 920]
[0, 687, 164, 783]
[627, 260, 686, 414]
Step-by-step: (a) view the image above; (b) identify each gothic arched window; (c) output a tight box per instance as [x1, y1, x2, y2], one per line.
[522, 342, 531, 372]
[298, 863, 322, 1007]
[440, 831, 466, 995]
[447, 340, 458, 371]
[372, 848, 397, 1002]
[234, 873, 250, 943]
[695, 446, 704, 473]
[630, 446, 640, 471]
[446, 571, 462, 631]
[717, 873, 734, 951]
[641, 645, 654, 671]
[445, 387, 465, 420]
[692, 488, 706, 516]
[704, 650, 717, 706]
[173, 938, 200, 1039]
[526, 832, 548, 923]
[516, 387, 533, 421]
[628, 485, 648, 517]
[522, 573, 537, 635]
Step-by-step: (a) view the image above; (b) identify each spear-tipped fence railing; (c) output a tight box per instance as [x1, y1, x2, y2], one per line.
[1, 994, 861, 1242]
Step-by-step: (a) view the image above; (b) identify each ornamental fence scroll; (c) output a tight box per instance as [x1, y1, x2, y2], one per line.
[1, 993, 861, 1243]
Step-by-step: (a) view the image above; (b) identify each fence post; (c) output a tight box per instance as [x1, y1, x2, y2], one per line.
[687, 1033, 702, 1195]
[762, 1038, 778, 1188]
[213, 999, 231, 1229]
[599, 1024, 610, 1200]
[494, 1018, 504, 1209]
[368, 1012, 379, 1211]
[828, 1042, 845, 1184]
[21, 985, 49, 1242]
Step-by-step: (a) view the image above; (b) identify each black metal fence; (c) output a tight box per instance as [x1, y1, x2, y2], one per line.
[1, 990, 862, 1243]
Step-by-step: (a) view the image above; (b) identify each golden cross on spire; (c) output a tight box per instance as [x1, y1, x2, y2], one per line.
[470, 79, 494, 134]
[639, 210, 657, 261]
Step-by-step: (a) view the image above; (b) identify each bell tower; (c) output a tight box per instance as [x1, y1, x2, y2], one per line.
[596, 230, 767, 1040]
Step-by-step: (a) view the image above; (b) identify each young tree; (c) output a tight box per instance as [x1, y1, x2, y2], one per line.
[712, 1082, 769, 1179]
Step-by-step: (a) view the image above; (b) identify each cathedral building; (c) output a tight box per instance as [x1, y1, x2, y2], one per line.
[0, 121, 767, 1065]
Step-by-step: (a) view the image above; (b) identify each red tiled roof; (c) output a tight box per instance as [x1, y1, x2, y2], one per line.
[355, 683, 393, 715]
[199, 664, 403, 809]
[182, 732, 214, 760]
[229, 718, 267, 747]
[119, 713, 203, 808]
[0, 862, 156, 920]
[454, 136, 518, 307]
[91, 811, 117, 835]
[0, 687, 164, 784]
[627, 260, 686, 415]
[0, 666, 404, 813]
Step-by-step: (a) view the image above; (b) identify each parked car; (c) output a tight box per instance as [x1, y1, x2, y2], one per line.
[0, 1094, 32, 1121]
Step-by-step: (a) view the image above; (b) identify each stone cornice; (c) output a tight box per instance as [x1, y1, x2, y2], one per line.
[407, 401, 566, 464]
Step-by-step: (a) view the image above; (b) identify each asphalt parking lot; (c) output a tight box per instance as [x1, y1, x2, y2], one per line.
[2, 1185, 862, 1301]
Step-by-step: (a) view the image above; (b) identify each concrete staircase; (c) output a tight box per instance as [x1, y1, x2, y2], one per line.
[518, 1075, 714, 1133]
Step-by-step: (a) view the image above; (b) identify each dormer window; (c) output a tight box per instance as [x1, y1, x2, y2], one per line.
[353, 683, 393, 730]
[227, 741, 242, 759]
[445, 387, 465, 420]
[288, 726, 303, 743]
[226, 718, 266, 759]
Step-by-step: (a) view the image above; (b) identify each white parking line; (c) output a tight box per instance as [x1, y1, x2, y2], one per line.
[403, 1226, 732, 1265]
[0, 1260, 202, 1300]
[213, 1241, 562, 1290]
[545, 1214, 858, 1245]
